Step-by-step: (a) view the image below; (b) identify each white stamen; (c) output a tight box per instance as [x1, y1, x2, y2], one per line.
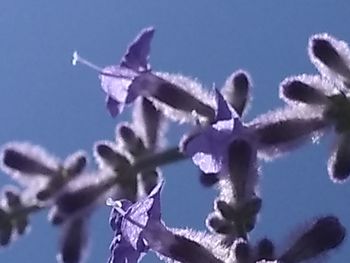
[72, 51, 104, 72]
[106, 197, 146, 229]
[106, 198, 127, 216]
[72, 51, 133, 80]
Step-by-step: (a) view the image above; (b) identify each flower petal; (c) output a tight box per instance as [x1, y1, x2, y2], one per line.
[120, 182, 163, 250]
[109, 235, 143, 263]
[183, 130, 225, 174]
[215, 89, 233, 121]
[109, 200, 132, 231]
[120, 27, 155, 72]
[147, 180, 163, 221]
[106, 96, 123, 117]
[100, 66, 136, 104]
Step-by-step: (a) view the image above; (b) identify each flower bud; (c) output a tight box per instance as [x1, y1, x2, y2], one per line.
[256, 238, 275, 261]
[57, 218, 88, 263]
[222, 70, 251, 117]
[234, 239, 251, 263]
[279, 216, 345, 263]
[117, 124, 146, 156]
[206, 215, 235, 235]
[0, 208, 12, 246]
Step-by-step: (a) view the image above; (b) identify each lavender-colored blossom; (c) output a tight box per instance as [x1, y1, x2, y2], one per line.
[108, 182, 223, 263]
[107, 181, 162, 263]
[182, 89, 243, 174]
[99, 28, 155, 116]
[72, 27, 154, 116]
[73, 28, 215, 121]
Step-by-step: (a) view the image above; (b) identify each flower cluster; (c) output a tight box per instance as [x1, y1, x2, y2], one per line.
[0, 27, 348, 263]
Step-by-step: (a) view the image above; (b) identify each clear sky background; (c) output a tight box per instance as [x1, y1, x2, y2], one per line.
[0, 1, 349, 263]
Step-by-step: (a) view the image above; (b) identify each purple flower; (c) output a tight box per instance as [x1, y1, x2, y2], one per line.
[107, 181, 162, 263]
[107, 182, 223, 263]
[73, 28, 216, 120]
[182, 89, 244, 174]
[73, 27, 155, 117]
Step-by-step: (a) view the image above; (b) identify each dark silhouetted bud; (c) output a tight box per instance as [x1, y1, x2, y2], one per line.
[222, 70, 251, 117]
[168, 234, 222, 263]
[139, 98, 163, 149]
[139, 170, 159, 195]
[281, 78, 328, 105]
[0, 208, 12, 246]
[254, 116, 328, 160]
[94, 143, 130, 171]
[4, 189, 21, 207]
[36, 152, 87, 201]
[152, 76, 215, 121]
[57, 218, 88, 263]
[3, 188, 29, 235]
[328, 133, 350, 182]
[207, 215, 235, 235]
[228, 139, 257, 201]
[234, 240, 251, 263]
[3, 148, 56, 176]
[311, 36, 350, 81]
[49, 178, 114, 225]
[256, 238, 275, 261]
[216, 200, 236, 221]
[279, 216, 345, 263]
[243, 197, 262, 218]
[117, 124, 145, 156]
[255, 119, 325, 146]
[64, 152, 87, 177]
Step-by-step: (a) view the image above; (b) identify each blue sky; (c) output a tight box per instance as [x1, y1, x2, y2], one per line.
[0, 1, 349, 262]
